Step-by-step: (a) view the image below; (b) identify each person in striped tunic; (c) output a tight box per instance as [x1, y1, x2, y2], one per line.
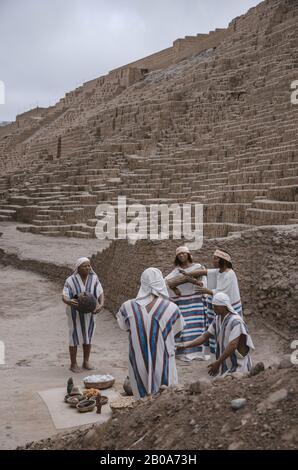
[117, 268, 185, 399]
[165, 246, 208, 362]
[62, 257, 104, 373]
[177, 292, 254, 376]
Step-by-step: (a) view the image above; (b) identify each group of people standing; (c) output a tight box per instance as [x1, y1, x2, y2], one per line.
[62, 248, 254, 399]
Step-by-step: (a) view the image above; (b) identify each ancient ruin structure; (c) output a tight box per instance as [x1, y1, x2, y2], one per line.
[0, 0, 297, 239]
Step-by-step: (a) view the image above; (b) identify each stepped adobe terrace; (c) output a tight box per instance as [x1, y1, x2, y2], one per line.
[0, 0, 297, 239]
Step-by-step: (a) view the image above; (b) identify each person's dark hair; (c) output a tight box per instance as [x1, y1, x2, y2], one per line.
[217, 249, 233, 270]
[174, 253, 193, 266]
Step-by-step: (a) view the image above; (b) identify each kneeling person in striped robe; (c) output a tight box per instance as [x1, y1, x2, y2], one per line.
[117, 268, 185, 399]
[177, 292, 254, 376]
[62, 257, 104, 373]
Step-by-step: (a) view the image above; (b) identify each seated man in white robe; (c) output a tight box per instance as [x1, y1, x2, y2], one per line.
[177, 292, 254, 376]
[117, 268, 185, 399]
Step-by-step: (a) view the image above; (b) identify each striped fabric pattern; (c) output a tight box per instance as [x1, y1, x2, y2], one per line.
[206, 294, 217, 354]
[117, 296, 185, 399]
[173, 293, 207, 357]
[166, 263, 208, 360]
[208, 312, 254, 375]
[206, 295, 243, 355]
[63, 272, 103, 346]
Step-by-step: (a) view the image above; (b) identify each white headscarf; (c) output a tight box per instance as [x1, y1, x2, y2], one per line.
[176, 246, 190, 256]
[135, 267, 169, 306]
[74, 257, 95, 274]
[212, 292, 238, 315]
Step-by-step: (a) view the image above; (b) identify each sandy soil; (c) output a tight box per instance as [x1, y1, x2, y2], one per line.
[0, 265, 285, 450]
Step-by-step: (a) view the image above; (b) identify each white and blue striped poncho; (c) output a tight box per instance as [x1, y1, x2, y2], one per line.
[117, 296, 185, 399]
[63, 271, 103, 346]
[208, 312, 254, 375]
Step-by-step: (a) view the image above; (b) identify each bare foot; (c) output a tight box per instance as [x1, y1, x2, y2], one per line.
[82, 362, 94, 370]
[69, 364, 81, 373]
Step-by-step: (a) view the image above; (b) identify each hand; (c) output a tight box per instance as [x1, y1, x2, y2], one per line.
[178, 269, 188, 275]
[208, 360, 221, 376]
[195, 286, 209, 294]
[69, 299, 78, 307]
[182, 274, 197, 284]
[93, 304, 103, 315]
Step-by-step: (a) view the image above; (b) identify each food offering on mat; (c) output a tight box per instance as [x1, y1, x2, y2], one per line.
[83, 374, 115, 390]
[76, 292, 97, 314]
[76, 399, 96, 413]
[83, 388, 101, 399]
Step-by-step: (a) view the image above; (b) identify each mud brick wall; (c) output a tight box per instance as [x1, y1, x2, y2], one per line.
[91, 226, 298, 336]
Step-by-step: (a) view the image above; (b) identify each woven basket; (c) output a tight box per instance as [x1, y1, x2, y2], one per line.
[110, 396, 135, 410]
[84, 378, 115, 390]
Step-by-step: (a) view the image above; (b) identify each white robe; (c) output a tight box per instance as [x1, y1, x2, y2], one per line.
[207, 269, 242, 314]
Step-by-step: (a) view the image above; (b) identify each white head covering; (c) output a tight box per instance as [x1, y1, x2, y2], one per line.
[212, 292, 238, 315]
[74, 257, 95, 274]
[214, 249, 232, 263]
[176, 246, 190, 256]
[135, 267, 169, 306]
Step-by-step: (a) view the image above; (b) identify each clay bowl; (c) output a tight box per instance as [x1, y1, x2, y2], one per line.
[76, 399, 96, 413]
[84, 378, 115, 390]
[66, 397, 80, 407]
[100, 396, 108, 406]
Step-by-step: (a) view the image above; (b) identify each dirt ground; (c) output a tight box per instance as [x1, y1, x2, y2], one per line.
[0, 265, 289, 450]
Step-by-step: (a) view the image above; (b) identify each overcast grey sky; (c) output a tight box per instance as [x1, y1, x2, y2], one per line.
[0, 0, 261, 122]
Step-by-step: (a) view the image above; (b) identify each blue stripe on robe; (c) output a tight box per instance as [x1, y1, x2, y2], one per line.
[129, 338, 147, 398]
[132, 301, 149, 374]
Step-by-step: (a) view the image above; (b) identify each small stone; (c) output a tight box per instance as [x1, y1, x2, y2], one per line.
[153, 414, 162, 422]
[249, 362, 265, 377]
[123, 376, 133, 396]
[159, 385, 168, 391]
[221, 423, 231, 433]
[231, 398, 247, 410]
[189, 381, 201, 395]
[243, 309, 253, 316]
[267, 388, 288, 404]
[190, 419, 196, 426]
[198, 378, 212, 391]
[228, 441, 244, 450]
[231, 372, 246, 379]
[281, 426, 298, 444]
[257, 388, 288, 411]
